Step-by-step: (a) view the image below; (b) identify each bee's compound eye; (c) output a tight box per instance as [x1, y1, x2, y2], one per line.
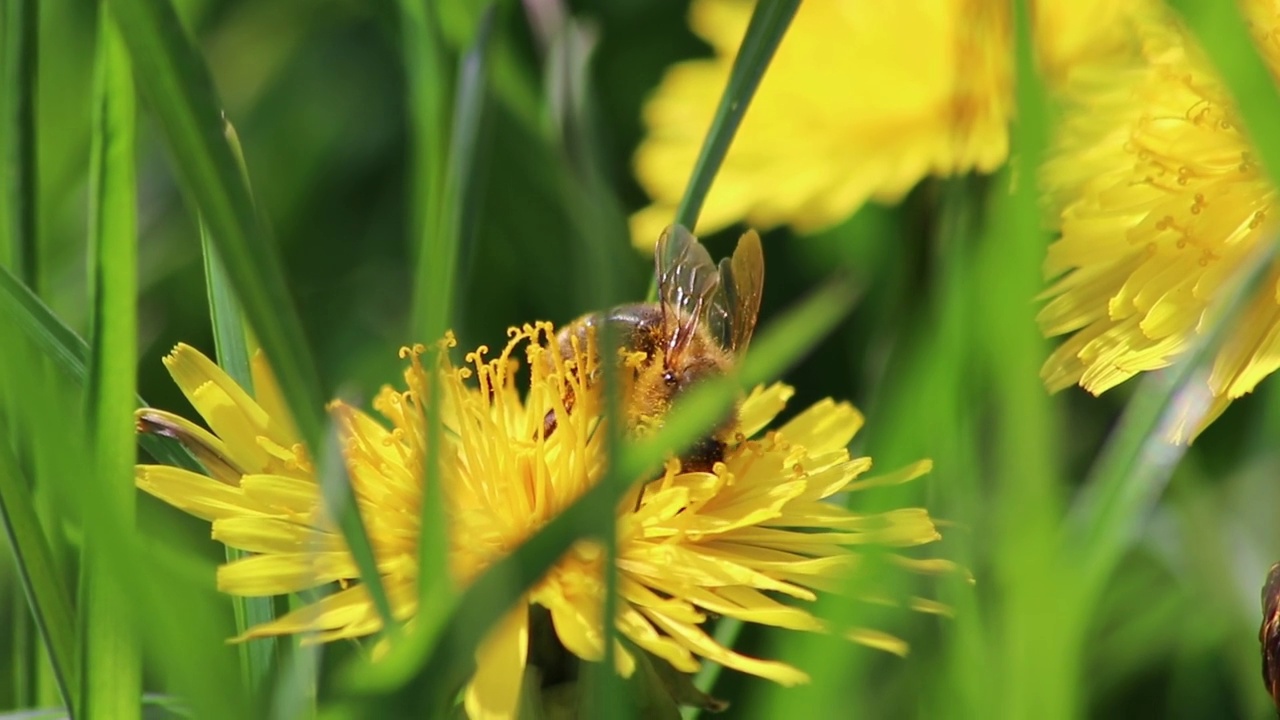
[662, 370, 678, 386]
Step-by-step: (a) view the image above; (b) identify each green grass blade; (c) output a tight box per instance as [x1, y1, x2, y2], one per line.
[544, 18, 630, 718]
[402, 1, 495, 678]
[973, 2, 1069, 717]
[106, 0, 394, 629]
[403, 0, 454, 341]
[200, 119, 278, 699]
[13, 597, 33, 707]
[341, 278, 857, 702]
[80, 11, 140, 718]
[0, 267, 88, 383]
[0, 435, 79, 714]
[0, 0, 38, 284]
[2, 275, 247, 720]
[201, 225, 253, 390]
[0, 266, 196, 472]
[671, 0, 799, 232]
[397, 0, 453, 663]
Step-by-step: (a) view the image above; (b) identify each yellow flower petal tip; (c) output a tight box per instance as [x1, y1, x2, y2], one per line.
[1039, 1, 1280, 442]
[137, 325, 948, 716]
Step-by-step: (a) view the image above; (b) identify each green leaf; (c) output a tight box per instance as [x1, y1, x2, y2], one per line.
[0, 435, 79, 715]
[105, 0, 394, 628]
[0, 0, 38, 284]
[200, 117, 278, 699]
[80, 10, 141, 718]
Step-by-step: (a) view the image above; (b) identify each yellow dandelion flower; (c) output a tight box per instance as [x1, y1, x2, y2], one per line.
[1038, 0, 1280, 440]
[136, 325, 944, 718]
[630, 0, 1136, 248]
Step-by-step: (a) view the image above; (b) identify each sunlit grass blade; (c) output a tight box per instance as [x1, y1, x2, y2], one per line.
[106, 0, 394, 628]
[404, 0, 454, 341]
[971, 2, 1069, 718]
[340, 278, 857, 703]
[1170, 0, 1280, 189]
[405, 0, 494, 636]
[671, 0, 799, 232]
[200, 117, 278, 698]
[80, 11, 140, 718]
[0, 0, 38, 284]
[0, 436, 78, 714]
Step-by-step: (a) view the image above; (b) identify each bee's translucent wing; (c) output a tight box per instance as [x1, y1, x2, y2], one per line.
[656, 225, 722, 365]
[716, 230, 764, 354]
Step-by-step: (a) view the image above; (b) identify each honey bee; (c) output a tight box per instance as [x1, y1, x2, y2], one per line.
[546, 225, 764, 472]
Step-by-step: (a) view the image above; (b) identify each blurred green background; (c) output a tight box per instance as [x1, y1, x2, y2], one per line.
[3, 0, 1280, 718]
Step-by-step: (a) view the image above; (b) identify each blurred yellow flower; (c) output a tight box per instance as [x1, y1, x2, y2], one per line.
[1038, 1, 1280, 441]
[630, 0, 1134, 247]
[136, 326, 945, 719]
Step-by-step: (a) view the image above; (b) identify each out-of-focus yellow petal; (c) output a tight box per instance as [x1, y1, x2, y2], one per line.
[233, 584, 374, 641]
[847, 628, 909, 657]
[217, 552, 368, 596]
[641, 608, 810, 687]
[1039, 0, 1280, 440]
[632, 0, 1008, 247]
[631, 0, 1143, 249]
[211, 516, 344, 555]
[249, 349, 302, 445]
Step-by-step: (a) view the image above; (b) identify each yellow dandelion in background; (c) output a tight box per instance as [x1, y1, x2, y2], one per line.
[136, 325, 945, 719]
[1038, 0, 1280, 440]
[630, 0, 1135, 248]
